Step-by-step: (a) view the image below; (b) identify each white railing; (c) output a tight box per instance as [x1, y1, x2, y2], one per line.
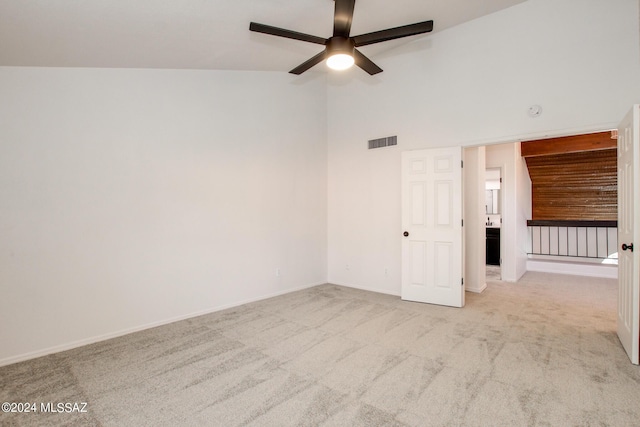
[527, 220, 618, 263]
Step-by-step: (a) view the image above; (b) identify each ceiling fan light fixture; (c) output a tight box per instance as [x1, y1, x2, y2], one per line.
[325, 36, 355, 71]
[327, 53, 354, 70]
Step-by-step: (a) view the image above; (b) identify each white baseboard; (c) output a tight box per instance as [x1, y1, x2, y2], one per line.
[466, 282, 488, 293]
[0, 281, 326, 368]
[526, 259, 618, 279]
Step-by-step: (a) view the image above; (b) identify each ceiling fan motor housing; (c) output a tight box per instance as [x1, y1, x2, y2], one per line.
[326, 36, 354, 56]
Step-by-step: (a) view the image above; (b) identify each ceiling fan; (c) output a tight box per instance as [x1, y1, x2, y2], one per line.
[249, 0, 433, 75]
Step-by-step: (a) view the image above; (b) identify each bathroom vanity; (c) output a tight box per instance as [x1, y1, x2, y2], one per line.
[486, 227, 501, 266]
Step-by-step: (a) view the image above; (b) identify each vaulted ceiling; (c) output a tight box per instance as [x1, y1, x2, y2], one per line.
[0, 0, 526, 72]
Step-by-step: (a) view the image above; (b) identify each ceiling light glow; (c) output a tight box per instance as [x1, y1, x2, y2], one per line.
[327, 53, 354, 71]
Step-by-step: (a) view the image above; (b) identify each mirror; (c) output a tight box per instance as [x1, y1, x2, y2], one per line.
[485, 189, 500, 214]
[486, 168, 501, 214]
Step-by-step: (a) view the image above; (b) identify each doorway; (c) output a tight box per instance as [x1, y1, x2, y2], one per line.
[485, 167, 502, 281]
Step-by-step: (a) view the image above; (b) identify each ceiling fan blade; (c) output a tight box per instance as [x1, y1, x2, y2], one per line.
[352, 20, 433, 47]
[353, 49, 383, 75]
[333, 0, 356, 37]
[250, 22, 326, 45]
[289, 50, 329, 74]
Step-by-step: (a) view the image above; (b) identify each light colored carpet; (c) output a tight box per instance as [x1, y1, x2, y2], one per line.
[2, 272, 640, 426]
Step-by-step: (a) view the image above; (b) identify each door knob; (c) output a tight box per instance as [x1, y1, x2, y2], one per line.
[622, 243, 634, 252]
[403, 231, 409, 237]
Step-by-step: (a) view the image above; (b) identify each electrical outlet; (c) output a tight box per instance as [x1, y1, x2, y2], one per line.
[275, 268, 281, 277]
[346, 264, 350, 271]
[384, 267, 388, 277]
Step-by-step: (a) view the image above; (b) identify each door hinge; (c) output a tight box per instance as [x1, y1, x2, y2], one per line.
[461, 278, 464, 286]
[461, 219, 464, 227]
[461, 160, 464, 168]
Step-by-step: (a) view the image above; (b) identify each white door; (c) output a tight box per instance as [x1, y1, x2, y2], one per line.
[618, 105, 640, 365]
[401, 147, 464, 308]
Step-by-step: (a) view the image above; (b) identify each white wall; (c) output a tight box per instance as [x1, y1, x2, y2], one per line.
[464, 147, 487, 293]
[514, 143, 532, 279]
[327, 0, 640, 294]
[0, 67, 328, 365]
